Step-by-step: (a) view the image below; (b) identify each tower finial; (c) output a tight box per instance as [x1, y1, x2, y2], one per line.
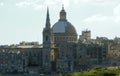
[62, 4, 64, 10]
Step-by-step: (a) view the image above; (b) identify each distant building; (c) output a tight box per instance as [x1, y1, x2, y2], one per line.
[0, 6, 119, 74]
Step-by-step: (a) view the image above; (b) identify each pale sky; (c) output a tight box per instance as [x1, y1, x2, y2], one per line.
[0, 0, 120, 45]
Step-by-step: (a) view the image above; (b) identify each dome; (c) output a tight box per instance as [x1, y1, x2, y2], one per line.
[52, 21, 77, 35]
[52, 5, 78, 44]
[52, 5, 77, 35]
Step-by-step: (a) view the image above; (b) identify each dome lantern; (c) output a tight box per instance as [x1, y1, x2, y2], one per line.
[59, 5, 67, 21]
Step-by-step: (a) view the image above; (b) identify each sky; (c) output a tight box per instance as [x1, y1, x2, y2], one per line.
[0, 0, 120, 45]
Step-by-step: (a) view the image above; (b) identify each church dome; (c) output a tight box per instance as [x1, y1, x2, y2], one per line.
[52, 21, 77, 35]
[52, 5, 77, 35]
[52, 5, 78, 44]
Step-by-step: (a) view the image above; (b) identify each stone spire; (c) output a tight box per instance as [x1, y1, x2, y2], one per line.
[46, 7, 51, 28]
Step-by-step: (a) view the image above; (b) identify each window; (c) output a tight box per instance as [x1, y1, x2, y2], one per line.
[46, 35, 49, 41]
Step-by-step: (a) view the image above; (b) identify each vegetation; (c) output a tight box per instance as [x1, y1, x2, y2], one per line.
[61, 67, 120, 76]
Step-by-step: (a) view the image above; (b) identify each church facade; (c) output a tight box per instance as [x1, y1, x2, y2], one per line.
[0, 6, 118, 74]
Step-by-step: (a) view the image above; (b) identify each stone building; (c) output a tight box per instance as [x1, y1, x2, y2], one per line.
[0, 42, 42, 73]
[48, 6, 108, 73]
[0, 6, 111, 74]
[0, 48, 27, 73]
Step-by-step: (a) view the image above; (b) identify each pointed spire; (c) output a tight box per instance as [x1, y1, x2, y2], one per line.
[47, 7, 49, 18]
[46, 7, 51, 28]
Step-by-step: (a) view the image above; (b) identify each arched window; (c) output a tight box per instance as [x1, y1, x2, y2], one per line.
[46, 35, 49, 41]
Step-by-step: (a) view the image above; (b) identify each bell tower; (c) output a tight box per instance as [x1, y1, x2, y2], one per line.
[43, 7, 54, 48]
[42, 7, 54, 72]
